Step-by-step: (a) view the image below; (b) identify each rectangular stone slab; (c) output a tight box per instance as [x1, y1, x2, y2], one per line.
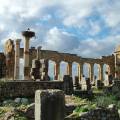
[35, 89, 65, 120]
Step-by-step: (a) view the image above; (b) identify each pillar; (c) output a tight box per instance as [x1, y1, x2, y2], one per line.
[78, 64, 80, 82]
[115, 54, 117, 78]
[14, 39, 21, 80]
[54, 61, 60, 80]
[35, 90, 65, 120]
[89, 63, 94, 81]
[79, 63, 83, 81]
[22, 29, 35, 80]
[98, 64, 103, 80]
[67, 62, 72, 77]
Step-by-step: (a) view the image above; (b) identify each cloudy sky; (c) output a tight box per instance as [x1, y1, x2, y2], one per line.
[0, 0, 120, 58]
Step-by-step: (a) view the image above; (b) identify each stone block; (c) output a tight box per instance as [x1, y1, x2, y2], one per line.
[63, 75, 73, 95]
[32, 59, 41, 68]
[95, 80, 103, 89]
[35, 89, 65, 120]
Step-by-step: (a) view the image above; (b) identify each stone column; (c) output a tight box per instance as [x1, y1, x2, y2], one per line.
[78, 64, 80, 81]
[35, 90, 65, 120]
[101, 64, 104, 81]
[54, 61, 60, 80]
[89, 63, 94, 81]
[79, 63, 83, 81]
[98, 64, 103, 80]
[22, 29, 35, 80]
[14, 39, 21, 80]
[115, 54, 117, 78]
[67, 62, 72, 77]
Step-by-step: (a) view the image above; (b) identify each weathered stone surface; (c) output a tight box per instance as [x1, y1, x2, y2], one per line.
[35, 89, 65, 120]
[0, 81, 64, 99]
[95, 80, 104, 89]
[65, 104, 120, 120]
[25, 103, 35, 120]
[4, 39, 15, 79]
[73, 76, 80, 90]
[63, 75, 73, 95]
[81, 78, 91, 91]
[0, 53, 6, 78]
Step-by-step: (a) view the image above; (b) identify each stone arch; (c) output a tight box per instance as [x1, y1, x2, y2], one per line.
[96, 64, 104, 80]
[48, 60, 56, 80]
[94, 63, 100, 81]
[103, 64, 110, 80]
[60, 61, 68, 80]
[72, 62, 79, 82]
[83, 63, 91, 79]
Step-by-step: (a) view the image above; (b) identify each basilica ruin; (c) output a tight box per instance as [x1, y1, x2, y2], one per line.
[1, 29, 120, 120]
[0, 29, 119, 82]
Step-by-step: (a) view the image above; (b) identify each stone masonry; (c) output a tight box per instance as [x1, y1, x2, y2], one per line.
[35, 89, 65, 120]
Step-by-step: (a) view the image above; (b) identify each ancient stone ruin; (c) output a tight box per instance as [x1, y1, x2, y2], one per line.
[0, 29, 120, 120]
[0, 29, 117, 82]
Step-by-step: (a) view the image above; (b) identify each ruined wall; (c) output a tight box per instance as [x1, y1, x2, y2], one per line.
[114, 45, 120, 78]
[102, 55, 115, 77]
[0, 53, 6, 78]
[0, 81, 63, 99]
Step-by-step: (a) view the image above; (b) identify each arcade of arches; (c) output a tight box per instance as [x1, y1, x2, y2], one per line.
[24, 48, 115, 81]
[47, 59, 112, 81]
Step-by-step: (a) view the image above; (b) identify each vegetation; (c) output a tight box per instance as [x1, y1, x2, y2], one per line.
[70, 89, 120, 117]
[0, 101, 29, 120]
[0, 88, 120, 119]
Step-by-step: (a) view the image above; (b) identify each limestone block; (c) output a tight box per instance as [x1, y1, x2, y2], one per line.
[35, 89, 65, 120]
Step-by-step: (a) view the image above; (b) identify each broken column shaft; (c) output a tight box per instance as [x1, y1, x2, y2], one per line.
[35, 89, 65, 120]
[14, 39, 21, 80]
[22, 29, 35, 80]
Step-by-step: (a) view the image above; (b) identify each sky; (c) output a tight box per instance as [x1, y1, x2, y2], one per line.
[0, 0, 120, 58]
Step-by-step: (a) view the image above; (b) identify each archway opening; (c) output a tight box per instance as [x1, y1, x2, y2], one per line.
[60, 61, 68, 80]
[83, 63, 90, 79]
[48, 60, 56, 80]
[72, 62, 79, 82]
[94, 64, 100, 81]
[103, 64, 110, 80]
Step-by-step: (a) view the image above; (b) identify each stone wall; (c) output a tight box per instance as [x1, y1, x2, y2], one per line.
[0, 81, 63, 100]
[65, 105, 120, 120]
[0, 53, 6, 78]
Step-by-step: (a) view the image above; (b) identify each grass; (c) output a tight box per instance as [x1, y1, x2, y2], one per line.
[0, 101, 29, 120]
[71, 88, 120, 117]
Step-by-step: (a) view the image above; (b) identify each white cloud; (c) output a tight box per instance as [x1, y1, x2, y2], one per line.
[73, 35, 120, 58]
[88, 21, 101, 36]
[0, 0, 55, 18]
[58, 0, 102, 27]
[98, 0, 120, 28]
[0, 31, 21, 46]
[43, 27, 79, 52]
